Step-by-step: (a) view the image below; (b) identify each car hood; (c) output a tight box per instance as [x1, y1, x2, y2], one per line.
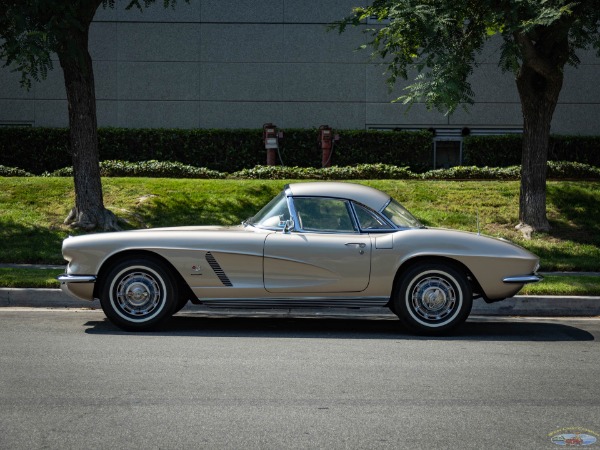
[134, 225, 246, 233]
[62, 224, 252, 252]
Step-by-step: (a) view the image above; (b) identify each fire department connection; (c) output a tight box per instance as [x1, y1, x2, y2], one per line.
[263, 123, 339, 167]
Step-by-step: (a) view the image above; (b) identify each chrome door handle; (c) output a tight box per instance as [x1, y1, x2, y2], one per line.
[345, 242, 366, 248]
[345, 242, 366, 255]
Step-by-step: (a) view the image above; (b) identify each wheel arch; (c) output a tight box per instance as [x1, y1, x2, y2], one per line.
[93, 249, 195, 302]
[390, 255, 484, 302]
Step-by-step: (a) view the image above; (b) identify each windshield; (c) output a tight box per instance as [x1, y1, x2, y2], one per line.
[382, 199, 423, 228]
[247, 191, 291, 229]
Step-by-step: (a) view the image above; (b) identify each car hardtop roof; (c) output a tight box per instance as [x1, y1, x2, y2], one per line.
[286, 182, 391, 212]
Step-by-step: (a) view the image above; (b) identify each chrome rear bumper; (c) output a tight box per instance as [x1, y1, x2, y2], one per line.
[57, 274, 96, 301]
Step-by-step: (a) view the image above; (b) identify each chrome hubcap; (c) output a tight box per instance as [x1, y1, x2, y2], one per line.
[411, 276, 456, 321]
[116, 272, 161, 316]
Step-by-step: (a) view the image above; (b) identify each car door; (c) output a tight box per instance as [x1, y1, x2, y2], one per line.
[263, 197, 371, 293]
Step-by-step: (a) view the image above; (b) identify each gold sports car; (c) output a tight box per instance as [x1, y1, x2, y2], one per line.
[59, 182, 541, 334]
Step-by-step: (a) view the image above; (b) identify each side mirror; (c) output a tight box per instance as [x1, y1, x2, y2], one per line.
[283, 219, 295, 234]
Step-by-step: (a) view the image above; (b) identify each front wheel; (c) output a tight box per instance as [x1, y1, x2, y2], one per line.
[393, 263, 472, 335]
[99, 258, 178, 331]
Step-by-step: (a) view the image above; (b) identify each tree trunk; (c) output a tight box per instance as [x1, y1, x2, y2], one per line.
[515, 36, 566, 234]
[58, 19, 118, 231]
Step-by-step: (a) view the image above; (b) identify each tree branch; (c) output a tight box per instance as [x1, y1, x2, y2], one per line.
[513, 31, 557, 78]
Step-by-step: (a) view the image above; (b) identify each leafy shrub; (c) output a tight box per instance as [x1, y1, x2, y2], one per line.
[421, 162, 600, 180]
[547, 161, 600, 179]
[323, 164, 415, 180]
[46, 167, 73, 177]
[27, 160, 600, 181]
[231, 166, 323, 180]
[233, 162, 600, 180]
[46, 160, 225, 179]
[421, 165, 521, 180]
[97, 160, 226, 178]
[0, 165, 33, 177]
[230, 164, 416, 180]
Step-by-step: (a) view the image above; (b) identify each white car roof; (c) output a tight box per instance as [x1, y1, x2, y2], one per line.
[287, 182, 391, 212]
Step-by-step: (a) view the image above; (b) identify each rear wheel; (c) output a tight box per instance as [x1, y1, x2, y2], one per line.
[99, 258, 178, 331]
[393, 262, 472, 335]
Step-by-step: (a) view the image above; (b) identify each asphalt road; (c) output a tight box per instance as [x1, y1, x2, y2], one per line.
[1, 309, 599, 450]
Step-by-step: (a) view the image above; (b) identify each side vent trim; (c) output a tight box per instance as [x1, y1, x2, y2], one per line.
[205, 252, 233, 287]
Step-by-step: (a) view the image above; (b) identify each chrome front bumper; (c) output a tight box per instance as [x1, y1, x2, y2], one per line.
[503, 274, 543, 284]
[57, 274, 97, 284]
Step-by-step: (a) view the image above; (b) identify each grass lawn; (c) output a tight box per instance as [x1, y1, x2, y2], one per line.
[0, 177, 599, 273]
[520, 275, 600, 296]
[0, 268, 65, 288]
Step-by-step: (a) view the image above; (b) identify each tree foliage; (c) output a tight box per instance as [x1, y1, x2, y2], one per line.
[0, 0, 182, 89]
[335, 0, 600, 232]
[336, 0, 600, 113]
[0, 0, 185, 231]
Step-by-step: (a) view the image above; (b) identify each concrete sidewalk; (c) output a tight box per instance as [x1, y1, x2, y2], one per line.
[1, 287, 598, 317]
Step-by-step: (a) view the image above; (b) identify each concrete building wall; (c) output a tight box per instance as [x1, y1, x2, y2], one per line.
[0, 0, 598, 134]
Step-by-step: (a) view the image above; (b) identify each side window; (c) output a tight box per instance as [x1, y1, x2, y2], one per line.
[293, 197, 357, 233]
[354, 203, 393, 230]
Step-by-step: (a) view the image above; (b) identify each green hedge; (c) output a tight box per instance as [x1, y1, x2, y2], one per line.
[0, 128, 69, 174]
[0, 127, 433, 175]
[464, 135, 600, 167]
[3, 127, 598, 175]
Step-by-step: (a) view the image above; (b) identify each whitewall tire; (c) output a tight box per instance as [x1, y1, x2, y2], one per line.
[99, 258, 178, 331]
[393, 262, 472, 335]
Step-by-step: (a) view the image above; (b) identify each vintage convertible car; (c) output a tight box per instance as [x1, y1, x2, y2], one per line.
[59, 182, 541, 334]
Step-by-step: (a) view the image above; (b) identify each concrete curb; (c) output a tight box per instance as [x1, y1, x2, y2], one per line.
[1, 288, 599, 317]
[0, 288, 96, 309]
[470, 295, 600, 317]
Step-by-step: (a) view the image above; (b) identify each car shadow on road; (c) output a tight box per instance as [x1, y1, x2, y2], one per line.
[83, 315, 595, 342]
